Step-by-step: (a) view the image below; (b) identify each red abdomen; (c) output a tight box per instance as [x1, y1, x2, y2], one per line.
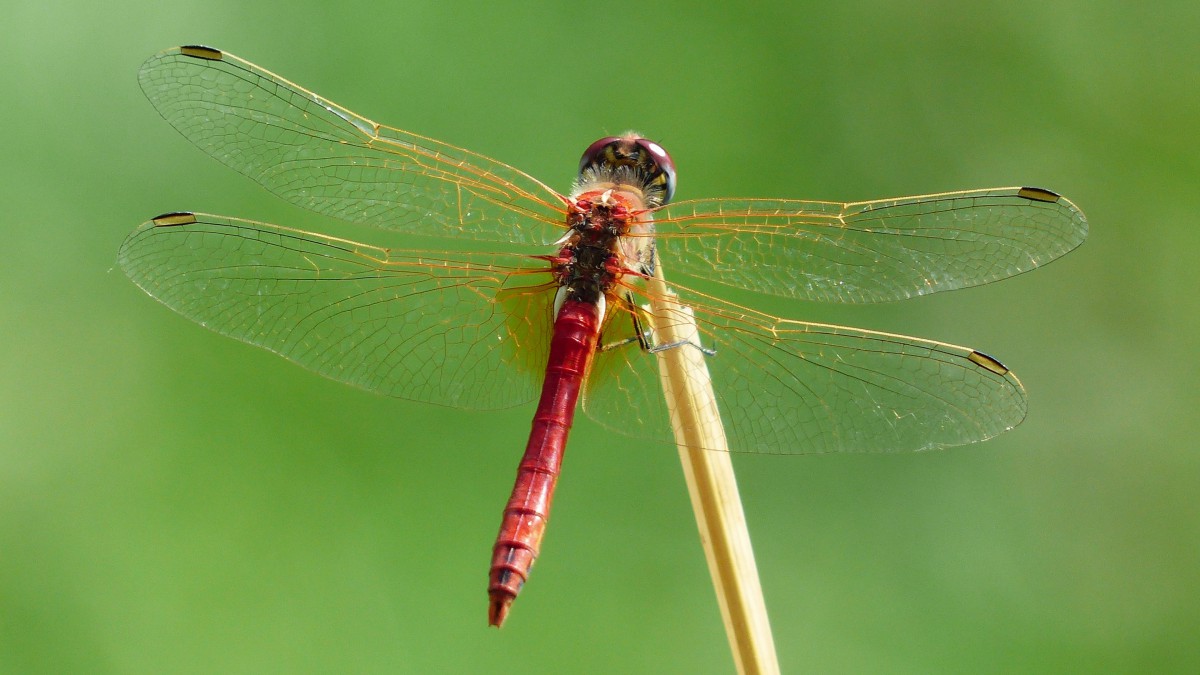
[488, 298, 600, 627]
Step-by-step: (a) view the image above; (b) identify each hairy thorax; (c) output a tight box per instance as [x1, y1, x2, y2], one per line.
[551, 188, 656, 311]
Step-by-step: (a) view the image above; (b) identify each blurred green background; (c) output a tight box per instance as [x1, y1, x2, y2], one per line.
[2, 1, 1197, 673]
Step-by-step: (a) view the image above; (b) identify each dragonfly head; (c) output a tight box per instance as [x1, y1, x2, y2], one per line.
[576, 134, 676, 207]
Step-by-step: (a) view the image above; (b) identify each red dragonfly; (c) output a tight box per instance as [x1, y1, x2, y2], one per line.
[121, 46, 1088, 627]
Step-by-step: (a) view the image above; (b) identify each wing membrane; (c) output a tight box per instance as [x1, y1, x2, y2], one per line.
[120, 212, 556, 409]
[138, 47, 568, 245]
[584, 280, 1026, 454]
[655, 187, 1088, 303]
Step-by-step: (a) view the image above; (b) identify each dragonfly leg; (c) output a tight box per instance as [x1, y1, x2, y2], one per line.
[598, 291, 652, 353]
[598, 334, 640, 352]
[636, 295, 716, 356]
[597, 292, 717, 357]
[647, 339, 717, 357]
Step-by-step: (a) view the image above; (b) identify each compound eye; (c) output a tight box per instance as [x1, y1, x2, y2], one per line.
[577, 135, 677, 206]
[634, 139, 676, 205]
[579, 136, 623, 175]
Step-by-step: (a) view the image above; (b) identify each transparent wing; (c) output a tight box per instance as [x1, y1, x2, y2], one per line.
[139, 46, 568, 246]
[584, 280, 1026, 454]
[654, 187, 1088, 303]
[586, 301, 673, 437]
[119, 212, 557, 409]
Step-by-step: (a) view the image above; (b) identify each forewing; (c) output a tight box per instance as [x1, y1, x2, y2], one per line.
[119, 212, 555, 409]
[139, 46, 568, 246]
[655, 187, 1087, 303]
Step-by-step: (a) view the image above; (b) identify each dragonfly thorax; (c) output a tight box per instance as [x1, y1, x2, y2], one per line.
[551, 189, 654, 313]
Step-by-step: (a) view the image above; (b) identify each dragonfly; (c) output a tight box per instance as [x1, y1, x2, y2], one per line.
[120, 45, 1088, 627]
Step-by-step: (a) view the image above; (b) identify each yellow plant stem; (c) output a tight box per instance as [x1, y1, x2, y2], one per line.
[646, 260, 780, 675]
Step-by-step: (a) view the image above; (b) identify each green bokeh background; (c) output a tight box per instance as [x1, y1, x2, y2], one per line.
[3, 2, 1196, 673]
